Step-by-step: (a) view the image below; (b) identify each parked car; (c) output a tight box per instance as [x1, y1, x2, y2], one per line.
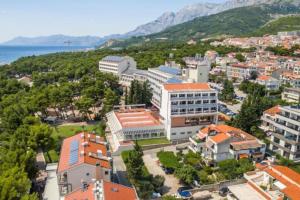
[219, 187, 229, 197]
[177, 186, 193, 199]
[163, 167, 174, 174]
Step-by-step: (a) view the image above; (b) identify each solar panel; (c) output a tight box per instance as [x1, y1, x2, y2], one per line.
[69, 140, 79, 166]
[167, 77, 182, 83]
[158, 66, 181, 75]
[102, 56, 124, 63]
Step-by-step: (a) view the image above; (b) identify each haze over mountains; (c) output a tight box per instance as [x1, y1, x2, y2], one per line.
[2, 0, 300, 46]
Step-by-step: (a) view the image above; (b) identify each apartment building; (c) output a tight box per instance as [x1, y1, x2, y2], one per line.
[189, 124, 265, 164]
[119, 69, 148, 87]
[160, 83, 218, 141]
[280, 72, 300, 88]
[147, 65, 182, 108]
[99, 56, 136, 77]
[255, 75, 280, 90]
[261, 105, 300, 162]
[237, 162, 300, 200]
[57, 133, 112, 196]
[182, 55, 211, 83]
[226, 63, 257, 81]
[282, 87, 300, 103]
[64, 180, 138, 200]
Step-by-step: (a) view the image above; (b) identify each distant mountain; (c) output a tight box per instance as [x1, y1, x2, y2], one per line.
[124, 0, 300, 37]
[2, 35, 104, 46]
[111, 2, 300, 47]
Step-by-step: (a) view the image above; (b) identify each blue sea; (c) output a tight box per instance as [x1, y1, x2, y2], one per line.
[0, 45, 92, 65]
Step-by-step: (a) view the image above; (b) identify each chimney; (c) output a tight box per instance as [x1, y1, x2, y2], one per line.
[95, 162, 103, 181]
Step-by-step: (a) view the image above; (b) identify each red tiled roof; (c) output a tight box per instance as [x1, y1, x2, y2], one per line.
[255, 163, 300, 200]
[163, 83, 212, 92]
[58, 132, 111, 173]
[257, 75, 271, 81]
[210, 133, 230, 144]
[65, 181, 138, 200]
[115, 109, 161, 128]
[264, 105, 280, 116]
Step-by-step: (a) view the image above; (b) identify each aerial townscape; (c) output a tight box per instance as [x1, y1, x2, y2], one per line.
[1, 0, 300, 200]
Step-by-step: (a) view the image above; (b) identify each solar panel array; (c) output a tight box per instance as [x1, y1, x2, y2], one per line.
[158, 66, 181, 75]
[102, 56, 124, 63]
[69, 140, 79, 166]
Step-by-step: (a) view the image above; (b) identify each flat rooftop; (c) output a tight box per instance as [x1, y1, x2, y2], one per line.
[115, 109, 162, 128]
[228, 183, 266, 200]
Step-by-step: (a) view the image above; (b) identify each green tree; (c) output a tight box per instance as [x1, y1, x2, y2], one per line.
[220, 79, 235, 101]
[175, 165, 198, 185]
[103, 88, 119, 114]
[235, 53, 246, 62]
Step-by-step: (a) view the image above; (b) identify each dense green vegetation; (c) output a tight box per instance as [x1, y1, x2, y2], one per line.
[157, 151, 180, 169]
[112, 4, 300, 47]
[136, 138, 170, 146]
[220, 79, 235, 102]
[125, 80, 152, 106]
[252, 15, 300, 36]
[266, 44, 300, 57]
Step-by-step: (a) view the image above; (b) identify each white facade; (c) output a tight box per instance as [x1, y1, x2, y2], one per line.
[263, 106, 300, 162]
[255, 76, 280, 90]
[226, 64, 257, 81]
[160, 83, 218, 141]
[182, 56, 211, 83]
[282, 87, 300, 103]
[147, 66, 182, 108]
[99, 56, 136, 77]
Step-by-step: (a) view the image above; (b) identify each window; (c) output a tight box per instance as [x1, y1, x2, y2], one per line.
[188, 101, 194, 105]
[86, 173, 90, 176]
[211, 107, 217, 112]
[171, 94, 177, 98]
[202, 93, 208, 97]
[187, 94, 193, 98]
[179, 94, 186, 98]
[211, 100, 216, 104]
[196, 108, 202, 112]
[195, 100, 202, 104]
[210, 93, 216, 97]
[171, 101, 178, 105]
[180, 132, 185, 135]
[195, 93, 201, 97]
[105, 171, 109, 175]
[187, 131, 192, 134]
[180, 109, 186, 113]
[180, 101, 186, 105]
[172, 132, 176, 135]
[203, 100, 209, 104]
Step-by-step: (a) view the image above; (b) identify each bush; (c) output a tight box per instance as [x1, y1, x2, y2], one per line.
[157, 151, 180, 169]
[175, 165, 198, 185]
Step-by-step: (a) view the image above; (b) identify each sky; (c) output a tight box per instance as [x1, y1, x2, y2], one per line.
[0, 0, 226, 42]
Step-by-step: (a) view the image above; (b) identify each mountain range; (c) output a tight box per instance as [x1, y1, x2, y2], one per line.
[2, 0, 300, 46]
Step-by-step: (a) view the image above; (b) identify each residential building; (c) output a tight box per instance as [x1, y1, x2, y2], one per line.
[119, 69, 148, 87]
[226, 63, 257, 81]
[255, 75, 280, 90]
[99, 56, 136, 77]
[182, 55, 211, 83]
[261, 105, 300, 162]
[64, 180, 138, 200]
[239, 162, 300, 200]
[282, 87, 300, 103]
[147, 65, 182, 108]
[57, 132, 112, 196]
[160, 83, 218, 141]
[189, 124, 266, 164]
[280, 72, 300, 88]
[106, 106, 165, 154]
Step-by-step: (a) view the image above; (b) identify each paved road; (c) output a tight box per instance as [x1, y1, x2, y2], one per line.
[220, 88, 247, 114]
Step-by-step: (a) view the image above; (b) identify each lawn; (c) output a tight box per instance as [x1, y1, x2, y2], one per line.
[137, 138, 170, 146]
[51, 123, 104, 140]
[44, 149, 59, 163]
[157, 151, 180, 169]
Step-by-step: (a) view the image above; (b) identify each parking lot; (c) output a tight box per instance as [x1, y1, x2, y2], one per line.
[142, 145, 188, 195]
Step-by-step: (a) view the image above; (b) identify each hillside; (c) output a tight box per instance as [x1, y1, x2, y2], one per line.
[111, 3, 300, 47]
[252, 15, 300, 36]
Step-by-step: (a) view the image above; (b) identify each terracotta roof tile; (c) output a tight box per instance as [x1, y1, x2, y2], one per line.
[163, 83, 212, 92]
[264, 105, 281, 116]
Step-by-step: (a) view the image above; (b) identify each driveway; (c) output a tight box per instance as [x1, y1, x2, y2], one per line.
[142, 144, 189, 195]
[112, 155, 132, 187]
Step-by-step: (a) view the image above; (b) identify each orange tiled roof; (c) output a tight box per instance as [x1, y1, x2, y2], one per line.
[264, 105, 280, 116]
[255, 163, 300, 200]
[257, 75, 271, 81]
[65, 181, 138, 200]
[210, 133, 230, 144]
[58, 132, 111, 173]
[163, 83, 211, 92]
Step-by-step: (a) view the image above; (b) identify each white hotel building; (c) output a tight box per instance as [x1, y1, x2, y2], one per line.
[99, 56, 137, 77]
[160, 83, 219, 140]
